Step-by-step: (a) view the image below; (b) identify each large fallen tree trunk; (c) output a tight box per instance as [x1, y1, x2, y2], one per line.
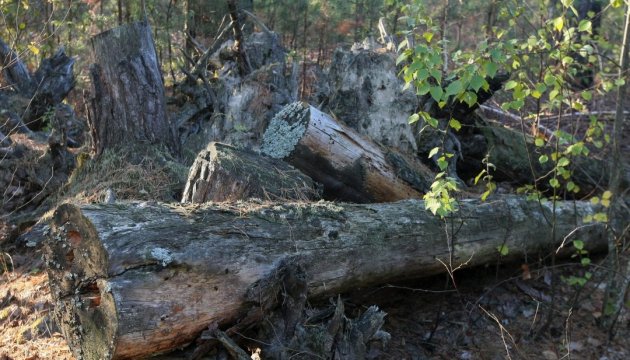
[45, 196, 610, 359]
[261, 102, 433, 202]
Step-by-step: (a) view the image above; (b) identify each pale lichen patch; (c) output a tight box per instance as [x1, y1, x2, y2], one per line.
[150, 247, 173, 267]
[261, 102, 309, 159]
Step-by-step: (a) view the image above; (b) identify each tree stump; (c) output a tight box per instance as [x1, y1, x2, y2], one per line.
[181, 142, 320, 203]
[88, 22, 179, 156]
[261, 102, 432, 203]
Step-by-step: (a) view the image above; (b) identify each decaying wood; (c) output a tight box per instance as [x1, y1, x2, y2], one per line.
[475, 117, 630, 194]
[46, 196, 609, 359]
[227, 0, 250, 76]
[181, 142, 320, 203]
[0, 40, 78, 215]
[88, 21, 179, 156]
[261, 102, 432, 202]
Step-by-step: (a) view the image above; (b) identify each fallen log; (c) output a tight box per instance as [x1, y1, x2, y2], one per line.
[181, 142, 320, 203]
[46, 196, 609, 359]
[473, 117, 630, 194]
[261, 102, 433, 202]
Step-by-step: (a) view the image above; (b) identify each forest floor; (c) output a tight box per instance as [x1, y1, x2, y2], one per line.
[1, 236, 629, 360]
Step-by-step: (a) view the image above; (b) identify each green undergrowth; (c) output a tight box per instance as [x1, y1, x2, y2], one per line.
[61, 144, 188, 203]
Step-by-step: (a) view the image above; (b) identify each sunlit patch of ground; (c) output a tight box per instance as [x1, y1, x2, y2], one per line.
[0, 247, 73, 360]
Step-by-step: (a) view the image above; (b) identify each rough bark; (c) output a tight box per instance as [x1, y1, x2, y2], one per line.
[261, 102, 433, 202]
[315, 49, 420, 154]
[1, 39, 75, 131]
[46, 196, 609, 359]
[0, 41, 78, 215]
[0, 37, 34, 94]
[181, 142, 320, 203]
[88, 21, 179, 157]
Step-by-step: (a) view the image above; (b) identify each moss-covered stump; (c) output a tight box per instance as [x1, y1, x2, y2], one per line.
[181, 142, 320, 203]
[45, 196, 609, 359]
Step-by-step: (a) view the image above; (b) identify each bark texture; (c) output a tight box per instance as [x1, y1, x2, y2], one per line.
[181, 142, 320, 203]
[46, 196, 608, 359]
[261, 102, 432, 202]
[89, 21, 179, 156]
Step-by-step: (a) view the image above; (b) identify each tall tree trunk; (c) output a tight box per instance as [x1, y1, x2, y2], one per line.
[88, 22, 179, 157]
[601, 0, 630, 333]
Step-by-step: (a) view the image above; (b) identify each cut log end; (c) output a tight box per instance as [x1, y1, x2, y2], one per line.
[261, 101, 309, 159]
[45, 204, 116, 360]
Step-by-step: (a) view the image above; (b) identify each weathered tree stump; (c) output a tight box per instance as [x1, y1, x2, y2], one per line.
[45, 196, 609, 359]
[181, 142, 320, 203]
[88, 22, 179, 156]
[261, 102, 433, 203]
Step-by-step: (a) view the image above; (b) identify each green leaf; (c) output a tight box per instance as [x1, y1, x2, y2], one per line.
[437, 157, 449, 171]
[445, 80, 463, 97]
[581, 91, 592, 101]
[602, 190, 613, 200]
[428, 147, 440, 159]
[470, 74, 485, 92]
[396, 52, 409, 65]
[484, 61, 498, 78]
[408, 113, 420, 124]
[535, 137, 545, 147]
[426, 116, 439, 128]
[474, 170, 486, 185]
[497, 244, 509, 256]
[417, 81, 431, 95]
[539, 155, 549, 164]
[418, 68, 430, 81]
[449, 118, 462, 131]
[590, 196, 600, 205]
[562, 56, 574, 66]
[611, 0, 623, 8]
[462, 91, 477, 107]
[578, 19, 592, 33]
[573, 239, 584, 250]
[504, 80, 518, 90]
[593, 212, 608, 222]
[557, 157, 570, 167]
[423, 31, 434, 43]
[430, 86, 444, 102]
[430, 69, 442, 84]
[553, 17, 564, 32]
[550, 178, 560, 188]
[566, 181, 576, 192]
[544, 73, 557, 86]
[581, 257, 591, 266]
